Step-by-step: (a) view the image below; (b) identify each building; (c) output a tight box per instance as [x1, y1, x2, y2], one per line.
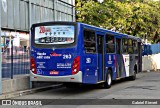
[0, 0, 75, 53]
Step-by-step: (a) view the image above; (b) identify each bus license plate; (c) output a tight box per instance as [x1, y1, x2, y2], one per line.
[50, 71, 59, 75]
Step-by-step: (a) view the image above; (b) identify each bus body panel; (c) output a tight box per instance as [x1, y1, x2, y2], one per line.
[105, 54, 116, 80]
[80, 25, 98, 84]
[82, 54, 98, 84]
[97, 54, 104, 81]
[30, 70, 82, 83]
[122, 54, 129, 77]
[129, 54, 139, 75]
[31, 47, 77, 76]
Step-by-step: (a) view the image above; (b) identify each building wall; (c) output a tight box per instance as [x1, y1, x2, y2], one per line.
[0, 0, 75, 49]
[1, 0, 75, 31]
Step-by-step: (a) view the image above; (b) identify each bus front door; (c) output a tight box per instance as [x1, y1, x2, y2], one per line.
[97, 33, 105, 82]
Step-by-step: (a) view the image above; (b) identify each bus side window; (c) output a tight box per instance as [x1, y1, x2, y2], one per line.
[83, 30, 96, 53]
[133, 40, 138, 54]
[128, 39, 133, 54]
[106, 35, 115, 53]
[122, 38, 128, 53]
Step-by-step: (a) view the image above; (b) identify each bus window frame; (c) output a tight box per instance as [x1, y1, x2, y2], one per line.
[128, 39, 134, 54]
[106, 34, 115, 54]
[122, 37, 139, 54]
[122, 38, 128, 54]
[133, 40, 138, 54]
[83, 28, 97, 54]
[31, 22, 77, 48]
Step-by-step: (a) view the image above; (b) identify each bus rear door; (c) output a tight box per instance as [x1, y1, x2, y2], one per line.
[97, 32, 105, 82]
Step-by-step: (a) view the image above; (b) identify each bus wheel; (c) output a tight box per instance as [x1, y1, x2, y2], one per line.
[129, 69, 136, 80]
[104, 70, 112, 89]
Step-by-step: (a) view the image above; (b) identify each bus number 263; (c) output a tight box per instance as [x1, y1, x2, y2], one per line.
[63, 54, 72, 59]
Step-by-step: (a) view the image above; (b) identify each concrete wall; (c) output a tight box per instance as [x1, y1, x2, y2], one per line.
[2, 75, 58, 94]
[2, 76, 30, 94]
[142, 53, 160, 71]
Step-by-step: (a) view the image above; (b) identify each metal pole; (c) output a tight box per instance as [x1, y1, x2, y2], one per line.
[0, 0, 2, 94]
[29, 0, 32, 28]
[11, 39, 13, 79]
[71, 0, 74, 21]
[29, 0, 32, 89]
[54, 0, 57, 21]
[74, 0, 76, 22]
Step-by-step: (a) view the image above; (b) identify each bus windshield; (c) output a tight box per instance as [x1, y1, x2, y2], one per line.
[35, 25, 75, 45]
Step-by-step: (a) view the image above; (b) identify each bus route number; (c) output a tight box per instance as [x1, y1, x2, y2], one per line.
[63, 54, 72, 59]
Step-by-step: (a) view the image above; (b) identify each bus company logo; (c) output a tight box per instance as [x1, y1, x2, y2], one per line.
[39, 26, 51, 33]
[50, 52, 62, 57]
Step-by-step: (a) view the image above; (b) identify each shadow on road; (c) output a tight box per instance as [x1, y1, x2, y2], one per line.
[49, 78, 135, 95]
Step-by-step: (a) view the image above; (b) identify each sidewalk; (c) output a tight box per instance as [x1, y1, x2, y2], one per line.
[0, 75, 62, 99]
[0, 84, 62, 99]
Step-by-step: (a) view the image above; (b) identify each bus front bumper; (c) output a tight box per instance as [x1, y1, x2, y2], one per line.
[30, 71, 82, 83]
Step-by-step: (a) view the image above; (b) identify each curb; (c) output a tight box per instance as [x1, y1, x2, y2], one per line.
[0, 84, 63, 99]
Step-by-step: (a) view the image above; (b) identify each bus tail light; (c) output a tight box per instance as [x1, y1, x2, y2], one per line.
[72, 56, 80, 75]
[30, 57, 37, 74]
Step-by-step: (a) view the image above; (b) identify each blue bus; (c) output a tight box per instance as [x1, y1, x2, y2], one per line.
[30, 22, 142, 88]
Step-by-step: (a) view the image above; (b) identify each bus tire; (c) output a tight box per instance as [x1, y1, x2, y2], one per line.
[104, 70, 112, 89]
[129, 67, 137, 80]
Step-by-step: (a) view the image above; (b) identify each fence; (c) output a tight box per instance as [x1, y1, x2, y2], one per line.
[2, 44, 30, 79]
[143, 43, 160, 55]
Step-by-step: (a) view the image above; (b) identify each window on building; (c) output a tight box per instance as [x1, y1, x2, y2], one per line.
[83, 29, 96, 53]
[106, 35, 115, 53]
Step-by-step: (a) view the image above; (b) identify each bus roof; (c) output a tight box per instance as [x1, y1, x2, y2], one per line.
[31, 21, 142, 42]
[77, 22, 142, 41]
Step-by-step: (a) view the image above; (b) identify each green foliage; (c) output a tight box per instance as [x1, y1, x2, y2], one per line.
[76, 0, 160, 43]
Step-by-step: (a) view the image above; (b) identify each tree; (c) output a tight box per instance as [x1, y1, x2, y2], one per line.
[76, 0, 160, 43]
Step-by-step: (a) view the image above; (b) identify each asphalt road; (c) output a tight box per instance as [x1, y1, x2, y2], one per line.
[3, 71, 160, 108]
